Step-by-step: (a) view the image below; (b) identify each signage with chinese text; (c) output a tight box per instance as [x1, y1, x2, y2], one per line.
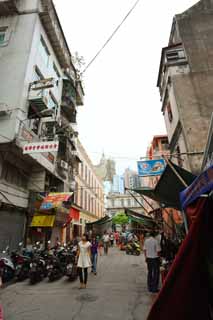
[23, 141, 59, 154]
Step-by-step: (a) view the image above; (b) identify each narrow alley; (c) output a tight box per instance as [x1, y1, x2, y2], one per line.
[0, 249, 153, 320]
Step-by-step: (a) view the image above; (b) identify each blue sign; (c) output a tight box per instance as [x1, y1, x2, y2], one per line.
[40, 202, 53, 210]
[137, 159, 165, 177]
[180, 165, 213, 209]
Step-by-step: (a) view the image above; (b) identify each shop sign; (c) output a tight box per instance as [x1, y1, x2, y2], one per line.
[137, 159, 165, 176]
[40, 192, 73, 210]
[30, 215, 55, 227]
[23, 141, 59, 154]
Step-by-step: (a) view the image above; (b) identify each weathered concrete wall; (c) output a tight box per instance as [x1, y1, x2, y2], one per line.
[172, 71, 212, 173]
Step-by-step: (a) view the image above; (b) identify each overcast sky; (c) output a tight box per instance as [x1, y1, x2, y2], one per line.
[54, 0, 197, 174]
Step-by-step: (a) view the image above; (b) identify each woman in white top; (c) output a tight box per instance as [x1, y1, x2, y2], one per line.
[77, 234, 91, 289]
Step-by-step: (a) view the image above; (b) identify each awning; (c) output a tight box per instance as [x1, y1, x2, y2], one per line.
[86, 215, 112, 226]
[133, 161, 196, 210]
[125, 209, 158, 229]
[40, 192, 73, 210]
[180, 165, 213, 209]
[30, 215, 55, 227]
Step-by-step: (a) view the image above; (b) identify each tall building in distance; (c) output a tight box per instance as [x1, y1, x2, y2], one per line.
[157, 0, 213, 174]
[111, 175, 125, 194]
[94, 153, 116, 183]
[124, 168, 141, 190]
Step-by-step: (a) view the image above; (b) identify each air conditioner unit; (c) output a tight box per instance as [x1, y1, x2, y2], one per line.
[60, 160, 68, 170]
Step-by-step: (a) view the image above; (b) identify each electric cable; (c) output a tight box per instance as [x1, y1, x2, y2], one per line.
[81, 0, 141, 75]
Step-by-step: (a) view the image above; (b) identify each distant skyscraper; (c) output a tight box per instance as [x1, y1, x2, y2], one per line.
[111, 175, 125, 194]
[124, 168, 141, 190]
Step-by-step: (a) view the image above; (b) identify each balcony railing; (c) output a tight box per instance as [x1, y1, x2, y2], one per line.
[0, 0, 18, 16]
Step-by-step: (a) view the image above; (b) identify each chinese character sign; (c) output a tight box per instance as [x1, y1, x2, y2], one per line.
[137, 159, 165, 177]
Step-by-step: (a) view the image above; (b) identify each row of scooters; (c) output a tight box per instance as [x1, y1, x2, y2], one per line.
[0, 242, 78, 285]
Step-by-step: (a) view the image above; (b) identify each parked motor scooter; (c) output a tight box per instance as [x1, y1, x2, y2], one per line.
[29, 243, 46, 284]
[126, 241, 141, 256]
[65, 245, 78, 281]
[47, 255, 63, 281]
[11, 242, 31, 282]
[0, 247, 15, 283]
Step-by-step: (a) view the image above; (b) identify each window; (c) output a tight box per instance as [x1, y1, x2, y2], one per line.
[166, 49, 185, 63]
[81, 163, 84, 178]
[127, 199, 131, 207]
[80, 187, 83, 207]
[0, 27, 7, 45]
[167, 103, 173, 123]
[85, 166, 87, 182]
[39, 36, 50, 67]
[85, 191, 87, 211]
[1, 161, 28, 189]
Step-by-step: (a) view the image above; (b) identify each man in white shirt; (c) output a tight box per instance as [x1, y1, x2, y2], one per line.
[102, 232, 110, 255]
[144, 232, 161, 293]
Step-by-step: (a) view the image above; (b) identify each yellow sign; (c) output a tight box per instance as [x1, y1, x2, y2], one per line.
[30, 215, 55, 227]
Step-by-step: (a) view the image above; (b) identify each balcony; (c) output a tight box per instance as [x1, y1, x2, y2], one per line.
[0, 0, 18, 16]
[61, 79, 77, 122]
[76, 81, 84, 106]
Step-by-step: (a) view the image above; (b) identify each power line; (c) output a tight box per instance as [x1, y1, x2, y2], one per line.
[81, 0, 141, 74]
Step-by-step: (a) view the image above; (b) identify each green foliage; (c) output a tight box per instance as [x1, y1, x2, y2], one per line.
[112, 212, 129, 226]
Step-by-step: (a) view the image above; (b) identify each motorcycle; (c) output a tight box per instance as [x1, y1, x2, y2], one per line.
[126, 241, 141, 256]
[11, 243, 31, 281]
[29, 243, 47, 284]
[65, 245, 78, 281]
[47, 255, 63, 282]
[0, 247, 15, 283]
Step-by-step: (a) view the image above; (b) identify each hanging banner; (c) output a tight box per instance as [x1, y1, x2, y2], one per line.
[23, 141, 59, 154]
[180, 165, 213, 210]
[137, 159, 165, 177]
[40, 192, 73, 210]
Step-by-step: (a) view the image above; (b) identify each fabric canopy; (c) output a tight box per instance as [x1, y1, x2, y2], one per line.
[125, 208, 158, 229]
[133, 161, 196, 210]
[86, 215, 112, 226]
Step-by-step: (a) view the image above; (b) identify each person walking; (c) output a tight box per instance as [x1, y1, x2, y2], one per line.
[144, 232, 161, 293]
[77, 234, 91, 289]
[110, 233, 114, 247]
[102, 231, 110, 255]
[91, 237, 98, 275]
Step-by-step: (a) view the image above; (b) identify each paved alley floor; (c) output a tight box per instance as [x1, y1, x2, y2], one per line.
[0, 248, 155, 320]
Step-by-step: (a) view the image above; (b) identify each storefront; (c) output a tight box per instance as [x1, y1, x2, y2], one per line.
[28, 192, 73, 246]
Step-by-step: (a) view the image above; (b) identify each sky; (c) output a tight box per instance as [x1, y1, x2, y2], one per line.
[54, 0, 197, 174]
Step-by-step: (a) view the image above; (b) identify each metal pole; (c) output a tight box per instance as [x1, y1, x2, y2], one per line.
[162, 156, 188, 188]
